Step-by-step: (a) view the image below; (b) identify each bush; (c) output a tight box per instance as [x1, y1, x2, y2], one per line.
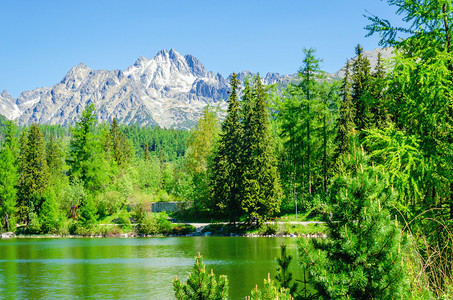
[97, 191, 123, 218]
[259, 223, 278, 235]
[171, 224, 195, 235]
[137, 211, 172, 235]
[116, 210, 132, 229]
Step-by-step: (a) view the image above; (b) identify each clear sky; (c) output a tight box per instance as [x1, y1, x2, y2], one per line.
[0, 0, 402, 98]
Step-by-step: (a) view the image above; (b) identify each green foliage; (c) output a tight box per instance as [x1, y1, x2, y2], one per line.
[17, 124, 51, 224]
[275, 243, 298, 297]
[133, 156, 161, 192]
[96, 191, 124, 218]
[135, 208, 172, 235]
[248, 273, 293, 300]
[0, 145, 18, 231]
[210, 73, 243, 221]
[122, 125, 190, 161]
[299, 140, 410, 299]
[173, 253, 229, 300]
[365, 124, 426, 217]
[106, 117, 132, 167]
[116, 210, 132, 229]
[239, 75, 282, 226]
[68, 104, 111, 193]
[276, 49, 339, 211]
[38, 188, 61, 233]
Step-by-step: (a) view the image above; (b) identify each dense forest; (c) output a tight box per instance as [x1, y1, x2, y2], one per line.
[2, 0, 453, 298]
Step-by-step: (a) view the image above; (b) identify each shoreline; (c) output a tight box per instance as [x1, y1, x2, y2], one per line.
[1, 232, 326, 239]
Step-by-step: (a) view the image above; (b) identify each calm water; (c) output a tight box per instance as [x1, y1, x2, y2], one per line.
[0, 237, 302, 299]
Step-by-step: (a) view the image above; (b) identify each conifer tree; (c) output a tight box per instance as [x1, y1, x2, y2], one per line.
[275, 243, 298, 296]
[248, 273, 293, 300]
[210, 73, 243, 221]
[240, 75, 282, 226]
[68, 104, 108, 194]
[109, 117, 132, 167]
[173, 253, 229, 300]
[46, 135, 64, 178]
[300, 135, 410, 299]
[335, 60, 355, 157]
[17, 124, 50, 223]
[298, 49, 323, 199]
[351, 44, 372, 133]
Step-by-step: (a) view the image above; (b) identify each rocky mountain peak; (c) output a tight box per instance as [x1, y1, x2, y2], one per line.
[61, 62, 92, 87]
[184, 54, 206, 77]
[1, 90, 13, 99]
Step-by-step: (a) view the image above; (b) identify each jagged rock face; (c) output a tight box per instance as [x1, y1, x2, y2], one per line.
[14, 49, 232, 129]
[0, 90, 20, 120]
[1, 48, 394, 129]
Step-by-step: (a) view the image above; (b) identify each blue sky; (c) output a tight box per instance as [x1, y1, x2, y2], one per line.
[0, 0, 402, 98]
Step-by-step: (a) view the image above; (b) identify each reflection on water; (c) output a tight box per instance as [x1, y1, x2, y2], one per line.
[0, 237, 301, 299]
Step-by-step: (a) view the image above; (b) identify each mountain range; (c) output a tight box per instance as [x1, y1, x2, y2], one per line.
[0, 48, 393, 129]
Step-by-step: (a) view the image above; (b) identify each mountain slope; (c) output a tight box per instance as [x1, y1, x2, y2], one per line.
[0, 48, 394, 129]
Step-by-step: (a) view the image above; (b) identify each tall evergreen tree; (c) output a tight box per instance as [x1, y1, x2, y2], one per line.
[351, 44, 372, 133]
[68, 104, 108, 195]
[335, 60, 355, 157]
[108, 117, 132, 167]
[17, 124, 50, 223]
[240, 75, 282, 225]
[210, 73, 243, 221]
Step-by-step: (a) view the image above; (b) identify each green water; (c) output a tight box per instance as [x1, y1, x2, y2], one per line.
[0, 237, 302, 299]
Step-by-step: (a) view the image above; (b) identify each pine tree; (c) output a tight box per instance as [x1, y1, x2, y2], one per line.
[173, 253, 229, 300]
[275, 243, 298, 296]
[299, 136, 410, 299]
[68, 104, 108, 194]
[248, 273, 293, 300]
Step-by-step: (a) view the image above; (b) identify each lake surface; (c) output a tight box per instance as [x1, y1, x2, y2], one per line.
[0, 237, 302, 299]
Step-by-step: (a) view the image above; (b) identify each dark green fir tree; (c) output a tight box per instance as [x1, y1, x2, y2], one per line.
[239, 75, 282, 226]
[210, 73, 243, 221]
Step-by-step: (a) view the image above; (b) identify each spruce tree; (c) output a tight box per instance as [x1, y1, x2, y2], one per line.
[335, 60, 355, 157]
[46, 134, 64, 178]
[210, 73, 243, 221]
[17, 124, 50, 223]
[351, 44, 372, 133]
[240, 75, 282, 226]
[109, 117, 132, 167]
